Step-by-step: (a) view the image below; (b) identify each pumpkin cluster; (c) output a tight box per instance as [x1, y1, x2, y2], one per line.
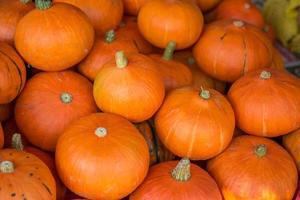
[0, 0, 299, 199]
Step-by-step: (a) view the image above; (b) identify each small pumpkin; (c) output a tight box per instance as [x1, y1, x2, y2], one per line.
[0, 123, 3, 149]
[207, 135, 298, 200]
[193, 20, 273, 82]
[53, 0, 123, 35]
[138, 0, 204, 49]
[196, 0, 221, 12]
[0, 0, 34, 45]
[93, 51, 165, 123]
[283, 129, 300, 173]
[15, 70, 97, 151]
[228, 69, 300, 137]
[0, 149, 56, 199]
[155, 87, 235, 160]
[0, 103, 13, 122]
[130, 158, 222, 200]
[123, 0, 149, 16]
[0, 42, 26, 104]
[78, 30, 139, 81]
[55, 113, 149, 200]
[15, 0, 95, 71]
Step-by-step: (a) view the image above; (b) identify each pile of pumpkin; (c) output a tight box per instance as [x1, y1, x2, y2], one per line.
[0, 0, 300, 199]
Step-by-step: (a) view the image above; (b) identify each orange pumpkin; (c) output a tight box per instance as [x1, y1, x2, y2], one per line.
[228, 69, 300, 137]
[53, 0, 123, 35]
[0, 149, 56, 199]
[283, 129, 300, 173]
[0, 42, 26, 104]
[15, 1, 95, 71]
[0, 123, 3, 149]
[130, 158, 222, 200]
[196, 0, 221, 12]
[214, 0, 265, 28]
[0, 103, 13, 122]
[155, 87, 235, 160]
[93, 51, 165, 123]
[271, 47, 285, 70]
[78, 30, 139, 81]
[123, 0, 149, 16]
[138, 0, 204, 49]
[56, 113, 149, 200]
[193, 20, 273, 82]
[15, 71, 97, 152]
[207, 135, 298, 200]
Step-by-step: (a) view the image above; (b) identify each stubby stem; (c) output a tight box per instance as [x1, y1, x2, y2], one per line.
[20, 0, 32, 4]
[0, 161, 14, 173]
[60, 92, 73, 104]
[260, 70, 271, 79]
[163, 41, 177, 61]
[200, 87, 211, 100]
[244, 3, 251, 9]
[12, 133, 24, 151]
[95, 127, 107, 137]
[171, 158, 191, 181]
[233, 20, 244, 28]
[105, 30, 115, 43]
[35, 0, 51, 10]
[255, 144, 267, 158]
[115, 51, 128, 68]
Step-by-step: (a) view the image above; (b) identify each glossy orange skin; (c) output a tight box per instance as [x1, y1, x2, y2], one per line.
[283, 129, 300, 173]
[207, 135, 298, 200]
[228, 69, 300, 137]
[214, 0, 265, 28]
[0, 103, 13, 122]
[78, 35, 139, 81]
[0, 149, 56, 199]
[123, 0, 149, 15]
[93, 53, 165, 123]
[155, 87, 235, 160]
[149, 54, 193, 92]
[0, 42, 26, 104]
[15, 3, 95, 71]
[0, 0, 34, 45]
[271, 47, 285, 70]
[196, 0, 221, 12]
[130, 160, 222, 200]
[15, 71, 97, 151]
[0, 123, 3, 149]
[56, 113, 150, 200]
[138, 0, 204, 49]
[193, 19, 273, 82]
[53, 0, 123, 35]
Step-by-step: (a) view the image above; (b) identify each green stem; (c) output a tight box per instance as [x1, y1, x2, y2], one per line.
[255, 144, 267, 158]
[200, 87, 210, 100]
[35, 0, 52, 10]
[60, 92, 73, 104]
[115, 51, 128, 68]
[260, 70, 271, 79]
[0, 161, 14, 173]
[20, 0, 32, 4]
[163, 41, 177, 61]
[171, 158, 191, 181]
[105, 30, 116, 43]
[95, 127, 107, 138]
[12, 133, 24, 151]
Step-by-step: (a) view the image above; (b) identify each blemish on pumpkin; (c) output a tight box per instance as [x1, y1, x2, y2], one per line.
[26, 156, 29, 158]
[11, 192, 16, 197]
[42, 183, 52, 195]
[9, 153, 13, 156]
[8, 184, 12, 187]
[220, 33, 227, 40]
[29, 172, 33, 176]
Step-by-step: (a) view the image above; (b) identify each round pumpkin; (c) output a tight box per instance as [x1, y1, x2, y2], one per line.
[78, 30, 139, 81]
[15, 1, 95, 71]
[155, 87, 235, 160]
[214, 0, 265, 28]
[0, 149, 56, 199]
[53, 0, 123, 35]
[0, 103, 13, 122]
[130, 158, 222, 200]
[149, 42, 193, 92]
[93, 51, 165, 123]
[0, 42, 26, 104]
[228, 69, 300, 137]
[15, 70, 97, 152]
[138, 0, 204, 49]
[56, 112, 149, 200]
[196, 0, 221, 12]
[0, 0, 34, 45]
[283, 129, 300, 173]
[207, 135, 298, 200]
[123, 0, 148, 16]
[0, 123, 3, 149]
[193, 19, 273, 82]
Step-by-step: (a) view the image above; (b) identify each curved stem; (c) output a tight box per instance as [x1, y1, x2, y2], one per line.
[163, 41, 177, 61]
[171, 158, 191, 181]
[12, 133, 24, 151]
[255, 144, 267, 158]
[95, 127, 107, 137]
[105, 30, 115, 43]
[35, 0, 52, 10]
[260, 70, 271, 79]
[60, 92, 73, 104]
[115, 51, 128, 68]
[200, 87, 210, 100]
[0, 161, 14, 173]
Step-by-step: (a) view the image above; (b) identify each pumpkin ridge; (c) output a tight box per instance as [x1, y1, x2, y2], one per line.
[241, 32, 248, 75]
[212, 31, 226, 75]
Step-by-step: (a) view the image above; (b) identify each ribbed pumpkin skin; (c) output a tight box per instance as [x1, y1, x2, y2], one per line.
[130, 160, 222, 200]
[155, 87, 235, 160]
[0, 42, 26, 104]
[228, 69, 300, 137]
[271, 47, 285, 70]
[138, 0, 204, 49]
[93, 53, 165, 123]
[0, 0, 34, 45]
[0, 103, 13, 122]
[196, 0, 221, 12]
[207, 135, 298, 200]
[193, 19, 273, 82]
[53, 0, 123, 34]
[0, 149, 56, 200]
[56, 113, 149, 200]
[123, 0, 149, 15]
[0, 123, 3, 149]
[283, 129, 300, 173]
[15, 3, 94, 71]
[15, 71, 97, 151]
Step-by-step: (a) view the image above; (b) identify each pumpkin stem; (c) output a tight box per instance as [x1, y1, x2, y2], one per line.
[244, 3, 251, 9]
[200, 87, 210, 100]
[233, 20, 244, 28]
[171, 158, 191, 181]
[115, 51, 128, 68]
[60, 92, 73, 104]
[187, 57, 196, 66]
[105, 30, 115, 43]
[260, 70, 271, 79]
[255, 144, 267, 158]
[20, 0, 32, 4]
[35, 0, 51, 10]
[95, 127, 107, 137]
[0, 161, 14, 173]
[163, 41, 177, 61]
[12, 133, 24, 151]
